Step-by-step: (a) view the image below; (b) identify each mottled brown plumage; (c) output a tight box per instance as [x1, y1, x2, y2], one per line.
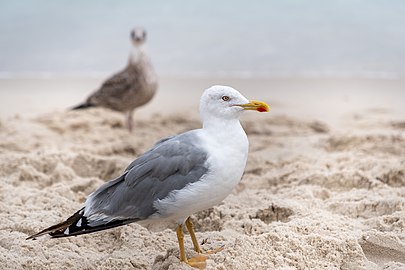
[72, 27, 158, 131]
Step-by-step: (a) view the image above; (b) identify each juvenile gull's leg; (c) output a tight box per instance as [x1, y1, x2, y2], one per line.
[126, 111, 134, 132]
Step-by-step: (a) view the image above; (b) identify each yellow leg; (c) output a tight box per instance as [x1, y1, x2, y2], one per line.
[177, 219, 207, 269]
[185, 217, 224, 255]
[185, 217, 202, 253]
[176, 224, 188, 263]
[176, 218, 223, 269]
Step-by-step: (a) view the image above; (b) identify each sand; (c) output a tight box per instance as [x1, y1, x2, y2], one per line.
[0, 77, 404, 270]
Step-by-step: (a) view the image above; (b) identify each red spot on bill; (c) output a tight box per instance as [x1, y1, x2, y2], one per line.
[257, 107, 268, 112]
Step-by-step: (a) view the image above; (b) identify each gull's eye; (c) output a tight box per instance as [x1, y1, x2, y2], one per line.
[221, 96, 230, 101]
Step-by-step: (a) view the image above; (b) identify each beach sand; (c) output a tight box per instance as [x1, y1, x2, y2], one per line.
[0, 77, 404, 269]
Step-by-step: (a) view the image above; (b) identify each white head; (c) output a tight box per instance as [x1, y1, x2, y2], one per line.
[130, 27, 147, 47]
[199, 85, 269, 123]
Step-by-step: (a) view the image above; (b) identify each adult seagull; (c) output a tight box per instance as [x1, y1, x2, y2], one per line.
[28, 85, 269, 267]
[72, 27, 158, 132]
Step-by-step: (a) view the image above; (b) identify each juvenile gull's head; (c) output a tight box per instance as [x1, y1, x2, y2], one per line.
[130, 27, 147, 46]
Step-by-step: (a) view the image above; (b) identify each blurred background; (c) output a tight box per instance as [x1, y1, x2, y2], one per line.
[1, 0, 404, 122]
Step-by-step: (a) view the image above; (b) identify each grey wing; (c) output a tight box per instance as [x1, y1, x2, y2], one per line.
[83, 132, 208, 226]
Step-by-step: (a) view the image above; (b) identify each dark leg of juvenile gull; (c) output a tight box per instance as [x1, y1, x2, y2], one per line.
[126, 111, 134, 132]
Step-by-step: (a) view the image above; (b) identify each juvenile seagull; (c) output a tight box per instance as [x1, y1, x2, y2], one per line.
[72, 27, 158, 132]
[28, 85, 269, 267]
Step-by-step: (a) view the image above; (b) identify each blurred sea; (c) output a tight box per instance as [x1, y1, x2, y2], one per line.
[1, 0, 405, 78]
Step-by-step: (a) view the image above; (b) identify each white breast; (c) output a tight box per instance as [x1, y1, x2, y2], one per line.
[153, 126, 249, 223]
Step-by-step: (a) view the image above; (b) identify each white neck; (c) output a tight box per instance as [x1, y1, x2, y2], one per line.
[202, 117, 247, 144]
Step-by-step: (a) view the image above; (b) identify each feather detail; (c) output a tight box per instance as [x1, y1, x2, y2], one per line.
[26, 208, 135, 240]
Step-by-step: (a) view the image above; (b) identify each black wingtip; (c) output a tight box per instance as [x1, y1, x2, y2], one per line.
[26, 207, 136, 240]
[26, 208, 85, 240]
[49, 219, 134, 238]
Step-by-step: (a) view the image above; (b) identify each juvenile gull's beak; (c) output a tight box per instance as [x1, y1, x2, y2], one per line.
[237, 100, 270, 112]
